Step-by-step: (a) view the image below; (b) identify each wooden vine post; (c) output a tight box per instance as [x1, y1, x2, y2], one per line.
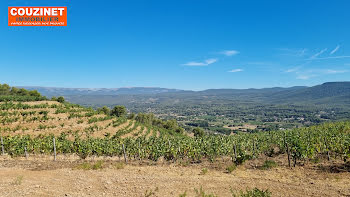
[24, 146, 28, 159]
[233, 142, 237, 162]
[53, 137, 57, 161]
[284, 133, 291, 168]
[122, 144, 127, 163]
[1, 136, 4, 155]
[138, 141, 141, 161]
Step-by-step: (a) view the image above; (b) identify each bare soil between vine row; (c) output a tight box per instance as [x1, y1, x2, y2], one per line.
[0, 154, 349, 197]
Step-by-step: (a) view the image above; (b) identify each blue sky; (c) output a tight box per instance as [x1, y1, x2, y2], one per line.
[1, 0, 350, 90]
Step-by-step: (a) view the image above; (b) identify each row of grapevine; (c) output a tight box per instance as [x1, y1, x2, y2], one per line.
[1, 121, 349, 165]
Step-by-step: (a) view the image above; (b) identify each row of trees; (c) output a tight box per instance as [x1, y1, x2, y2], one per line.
[97, 105, 127, 117]
[0, 83, 69, 103]
[0, 84, 42, 97]
[50, 96, 65, 103]
[0, 84, 47, 102]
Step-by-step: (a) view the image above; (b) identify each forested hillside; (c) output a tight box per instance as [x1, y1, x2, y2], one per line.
[269, 82, 350, 104]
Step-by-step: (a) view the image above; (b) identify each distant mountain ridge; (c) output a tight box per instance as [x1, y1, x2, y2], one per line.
[18, 82, 350, 107]
[18, 86, 184, 97]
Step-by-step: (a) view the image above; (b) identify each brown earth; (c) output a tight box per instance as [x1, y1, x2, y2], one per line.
[0, 101, 135, 138]
[0, 156, 349, 197]
[224, 124, 257, 132]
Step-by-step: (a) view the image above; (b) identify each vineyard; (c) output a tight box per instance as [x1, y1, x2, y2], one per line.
[1, 87, 350, 196]
[0, 100, 350, 168]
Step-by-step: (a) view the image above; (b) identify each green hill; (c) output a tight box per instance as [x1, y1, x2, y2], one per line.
[269, 82, 350, 105]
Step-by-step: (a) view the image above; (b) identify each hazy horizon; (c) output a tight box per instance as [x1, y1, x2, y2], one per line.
[13, 81, 350, 92]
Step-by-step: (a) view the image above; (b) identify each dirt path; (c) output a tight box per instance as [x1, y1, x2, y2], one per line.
[0, 160, 349, 197]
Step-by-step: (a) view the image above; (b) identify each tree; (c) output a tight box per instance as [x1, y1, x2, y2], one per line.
[127, 112, 136, 119]
[18, 88, 28, 96]
[97, 106, 110, 115]
[0, 84, 11, 95]
[10, 87, 19, 95]
[135, 113, 155, 125]
[29, 90, 41, 97]
[57, 96, 65, 103]
[193, 127, 204, 137]
[175, 127, 185, 134]
[51, 96, 57, 101]
[163, 119, 178, 130]
[111, 105, 127, 117]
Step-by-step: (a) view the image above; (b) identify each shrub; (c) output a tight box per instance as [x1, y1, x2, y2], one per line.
[235, 153, 252, 165]
[97, 106, 110, 115]
[260, 160, 277, 170]
[194, 186, 217, 197]
[12, 175, 24, 186]
[75, 161, 104, 170]
[200, 168, 208, 175]
[193, 127, 204, 137]
[75, 162, 92, 170]
[111, 105, 127, 117]
[57, 96, 65, 103]
[226, 164, 237, 173]
[92, 161, 104, 170]
[231, 188, 271, 197]
[114, 162, 125, 169]
[144, 187, 159, 197]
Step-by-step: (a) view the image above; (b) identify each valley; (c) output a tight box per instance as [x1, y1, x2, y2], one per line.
[0, 83, 350, 196]
[22, 82, 350, 134]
